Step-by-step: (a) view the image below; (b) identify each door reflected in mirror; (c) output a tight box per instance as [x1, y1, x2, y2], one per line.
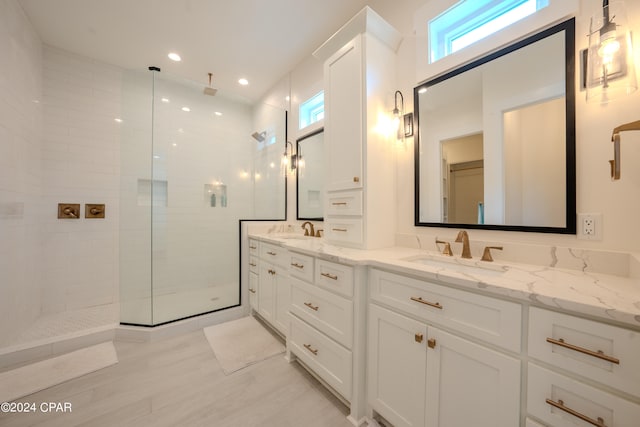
[296, 128, 324, 220]
[415, 18, 576, 234]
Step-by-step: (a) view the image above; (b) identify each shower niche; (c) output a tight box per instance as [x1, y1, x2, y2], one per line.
[204, 183, 227, 207]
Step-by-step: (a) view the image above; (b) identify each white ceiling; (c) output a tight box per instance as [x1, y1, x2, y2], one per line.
[18, 0, 370, 103]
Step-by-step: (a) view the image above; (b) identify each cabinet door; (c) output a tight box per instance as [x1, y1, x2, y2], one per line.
[425, 328, 520, 427]
[324, 36, 363, 191]
[368, 304, 427, 427]
[273, 271, 291, 337]
[249, 271, 258, 311]
[258, 263, 275, 323]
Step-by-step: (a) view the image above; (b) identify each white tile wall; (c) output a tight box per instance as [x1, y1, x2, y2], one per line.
[39, 46, 120, 321]
[0, 0, 44, 346]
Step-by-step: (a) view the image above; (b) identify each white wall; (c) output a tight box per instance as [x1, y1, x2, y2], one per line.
[0, 0, 43, 346]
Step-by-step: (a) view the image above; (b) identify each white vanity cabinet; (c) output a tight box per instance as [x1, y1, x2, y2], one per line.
[314, 7, 401, 250]
[256, 242, 290, 337]
[248, 239, 259, 312]
[288, 256, 356, 401]
[368, 269, 521, 427]
[526, 307, 640, 427]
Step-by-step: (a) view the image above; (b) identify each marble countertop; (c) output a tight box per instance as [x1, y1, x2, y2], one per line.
[249, 233, 640, 330]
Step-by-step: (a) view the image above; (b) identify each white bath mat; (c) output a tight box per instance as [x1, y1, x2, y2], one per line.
[204, 316, 284, 375]
[0, 341, 118, 403]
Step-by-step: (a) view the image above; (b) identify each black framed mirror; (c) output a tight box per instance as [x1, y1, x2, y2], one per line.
[414, 18, 576, 234]
[296, 128, 324, 220]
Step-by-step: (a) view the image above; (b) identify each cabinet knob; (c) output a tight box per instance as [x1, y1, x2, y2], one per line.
[415, 333, 423, 343]
[427, 338, 437, 349]
[353, 176, 360, 183]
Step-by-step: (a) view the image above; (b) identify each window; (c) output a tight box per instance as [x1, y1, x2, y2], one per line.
[299, 91, 324, 129]
[429, 0, 549, 63]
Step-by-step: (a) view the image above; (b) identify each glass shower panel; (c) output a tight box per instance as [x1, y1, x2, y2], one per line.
[150, 72, 254, 324]
[119, 68, 286, 326]
[119, 70, 153, 325]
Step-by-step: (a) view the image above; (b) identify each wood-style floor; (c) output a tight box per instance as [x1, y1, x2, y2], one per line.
[0, 329, 354, 427]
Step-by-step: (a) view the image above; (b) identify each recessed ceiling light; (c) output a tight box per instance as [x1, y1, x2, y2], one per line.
[168, 52, 181, 62]
[181, 106, 190, 112]
[238, 78, 249, 86]
[114, 118, 123, 123]
[214, 111, 222, 116]
[161, 97, 170, 103]
[285, 96, 290, 102]
[153, 155, 160, 159]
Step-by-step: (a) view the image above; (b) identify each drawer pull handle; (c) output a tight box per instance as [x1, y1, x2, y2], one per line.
[249, 262, 257, 267]
[249, 288, 256, 294]
[332, 202, 348, 206]
[410, 296, 443, 310]
[250, 245, 257, 249]
[546, 338, 620, 365]
[415, 333, 423, 343]
[321, 272, 338, 280]
[353, 177, 360, 183]
[304, 302, 319, 311]
[545, 399, 607, 427]
[427, 338, 437, 349]
[332, 228, 348, 232]
[267, 251, 277, 256]
[303, 343, 318, 356]
[268, 269, 276, 275]
[291, 263, 304, 269]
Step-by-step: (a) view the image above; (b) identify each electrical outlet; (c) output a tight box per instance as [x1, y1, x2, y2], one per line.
[578, 213, 603, 240]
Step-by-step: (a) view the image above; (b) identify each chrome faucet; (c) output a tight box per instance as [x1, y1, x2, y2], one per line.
[301, 221, 315, 237]
[455, 230, 472, 259]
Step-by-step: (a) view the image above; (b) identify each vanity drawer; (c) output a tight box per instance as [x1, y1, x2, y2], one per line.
[528, 307, 640, 397]
[248, 239, 259, 255]
[259, 242, 288, 267]
[248, 256, 259, 273]
[289, 314, 352, 399]
[326, 189, 363, 216]
[315, 259, 354, 298]
[289, 251, 314, 283]
[369, 269, 521, 352]
[290, 277, 353, 348]
[248, 271, 258, 311]
[527, 363, 640, 427]
[324, 218, 363, 247]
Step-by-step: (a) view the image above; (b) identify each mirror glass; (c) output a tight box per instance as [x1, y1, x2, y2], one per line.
[297, 129, 324, 220]
[414, 19, 576, 233]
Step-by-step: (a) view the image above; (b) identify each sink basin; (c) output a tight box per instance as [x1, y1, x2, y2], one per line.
[403, 255, 507, 276]
[274, 234, 314, 240]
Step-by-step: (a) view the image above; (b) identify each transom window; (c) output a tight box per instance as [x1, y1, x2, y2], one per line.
[429, 0, 549, 63]
[299, 91, 324, 130]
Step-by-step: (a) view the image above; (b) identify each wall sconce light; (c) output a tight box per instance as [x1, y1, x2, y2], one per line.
[609, 119, 640, 180]
[393, 90, 414, 140]
[585, 0, 637, 103]
[282, 141, 297, 176]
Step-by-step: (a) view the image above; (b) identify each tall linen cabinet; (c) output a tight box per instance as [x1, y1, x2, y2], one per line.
[313, 6, 402, 250]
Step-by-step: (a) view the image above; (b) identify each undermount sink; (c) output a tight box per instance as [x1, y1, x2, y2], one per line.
[403, 255, 507, 276]
[274, 234, 314, 240]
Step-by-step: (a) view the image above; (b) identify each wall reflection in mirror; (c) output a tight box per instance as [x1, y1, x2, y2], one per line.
[297, 129, 324, 220]
[414, 19, 576, 233]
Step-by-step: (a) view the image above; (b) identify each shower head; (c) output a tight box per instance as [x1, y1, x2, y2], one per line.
[251, 131, 266, 142]
[203, 72, 217, 96]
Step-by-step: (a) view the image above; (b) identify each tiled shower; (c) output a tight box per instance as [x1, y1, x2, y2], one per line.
[0, 0, 285, 356]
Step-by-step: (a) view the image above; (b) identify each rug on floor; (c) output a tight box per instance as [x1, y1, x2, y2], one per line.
[0, 341, 118, 403]
[203, 316, 285, 375]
